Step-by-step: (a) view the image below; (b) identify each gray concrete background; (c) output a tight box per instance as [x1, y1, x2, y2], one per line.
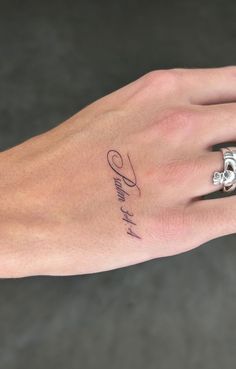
[0, 0, 236, 368]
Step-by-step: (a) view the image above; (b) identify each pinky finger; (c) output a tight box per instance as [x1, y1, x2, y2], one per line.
[189, 196, 236, 244]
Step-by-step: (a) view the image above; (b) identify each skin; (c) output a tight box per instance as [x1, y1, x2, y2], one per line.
[1, 66, 236, 278]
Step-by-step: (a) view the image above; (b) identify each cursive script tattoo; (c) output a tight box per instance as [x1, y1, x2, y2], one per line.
[107, 149, 142, 240]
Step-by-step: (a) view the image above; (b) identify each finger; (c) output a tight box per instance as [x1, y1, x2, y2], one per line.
[179, 66, 236, 105]
[162, 152, 222, 200]
[195, 102, 236, 148]
[188, 196, 236, 244]
[185, 151, 223, 197]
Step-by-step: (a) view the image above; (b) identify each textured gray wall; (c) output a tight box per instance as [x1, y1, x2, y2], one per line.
[0, 0, 236, 368]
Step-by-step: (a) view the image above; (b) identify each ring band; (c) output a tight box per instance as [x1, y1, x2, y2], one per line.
[213, 147, 236, 192]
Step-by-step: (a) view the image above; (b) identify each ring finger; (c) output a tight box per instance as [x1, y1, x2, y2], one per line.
[185, 151, 223, 198]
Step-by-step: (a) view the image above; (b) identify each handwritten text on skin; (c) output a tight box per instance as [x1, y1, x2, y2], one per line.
[107, 149, 142, 240]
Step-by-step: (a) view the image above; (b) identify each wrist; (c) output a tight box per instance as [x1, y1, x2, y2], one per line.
[0, 151, 51, 277]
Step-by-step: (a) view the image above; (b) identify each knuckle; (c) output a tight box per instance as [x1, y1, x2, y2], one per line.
[157, 107, 196, 137]
[167, 107, 195, 124]
[157, 156, 200, 188]
[157, 159, 187, 186]
[142, 68, 182, 91]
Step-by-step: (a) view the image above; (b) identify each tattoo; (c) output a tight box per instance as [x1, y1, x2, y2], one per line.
[107, 149, 142, 240]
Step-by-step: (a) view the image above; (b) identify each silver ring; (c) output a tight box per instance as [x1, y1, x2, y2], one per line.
[213, 147, 236, 192]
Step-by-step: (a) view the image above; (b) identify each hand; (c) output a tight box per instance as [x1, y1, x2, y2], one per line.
[1, 66, 236, 277]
